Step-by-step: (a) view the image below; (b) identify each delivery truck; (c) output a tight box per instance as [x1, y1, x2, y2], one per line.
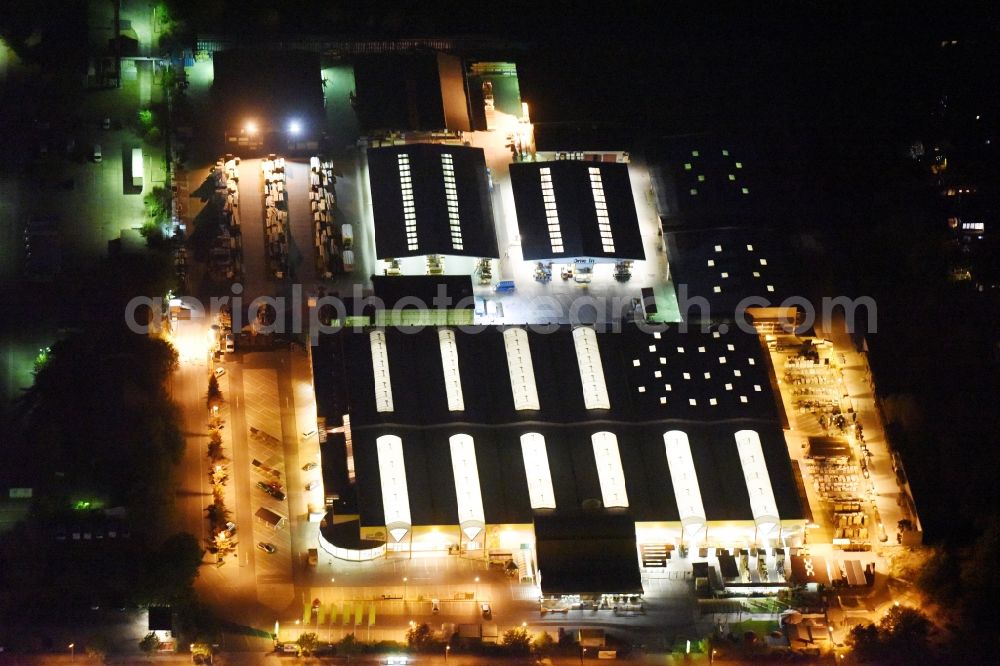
[131, 148, 143, 188]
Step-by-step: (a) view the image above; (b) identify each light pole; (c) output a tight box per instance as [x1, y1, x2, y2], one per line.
[445, 645, 450, 663]
[68, 643, 75, 661]
[403, 576, 408, 601]
[475, 576, 480, 601]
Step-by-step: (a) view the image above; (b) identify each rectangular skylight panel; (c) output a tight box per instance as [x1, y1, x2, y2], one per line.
[592, 432, 628, 508]
[376, 435, 411, 528]
[521, 433, 556, 509]
[370, 330, 394, 412]
[438, 329, 465, 411]
[449, 434, 485, 524]
[573, 327, 610, 409]
[734, 430, 780, 530]
[664, 430, 707, 529]
[503, 328, 540, 410]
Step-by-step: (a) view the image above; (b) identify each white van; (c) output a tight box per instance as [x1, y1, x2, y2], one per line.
[92, 144, 102, 162]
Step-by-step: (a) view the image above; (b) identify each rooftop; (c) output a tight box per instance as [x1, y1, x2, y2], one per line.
[509, 160, 645, 261]
[367, 144, 498, 259]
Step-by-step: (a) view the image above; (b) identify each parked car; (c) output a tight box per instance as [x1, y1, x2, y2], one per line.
[257, 542, 277, 554]
[256, 481, 286, 501]
[224, 521, 236, 536]
[92, 144, 102, 162]
[305, 480, 320, 491]
[481, 602, 492, 619]
[214, 367, 226, 377]
[303, 462, 318, 471]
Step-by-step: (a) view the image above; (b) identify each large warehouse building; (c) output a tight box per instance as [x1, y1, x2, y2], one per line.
[367, 143, 499, 260]
[312, 324, 806, 598]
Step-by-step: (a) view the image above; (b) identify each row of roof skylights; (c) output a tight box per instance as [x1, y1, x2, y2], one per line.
[572, 327, 611, 410]
[589, 167, 616, 253]
[398, 154, 417, 251]
[440, 154, 464, 252]
[503, 328, 540, 410]
[539, 167, 564, 254]
[370, 331, 394, 413]
[438, 329, 465, 412]
[374, 428, 781, 531]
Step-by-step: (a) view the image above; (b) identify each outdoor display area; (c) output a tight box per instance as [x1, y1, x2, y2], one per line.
[262, 156, 289, 278]
[310, 156, 351, 277]
[209, 156, 243, 281]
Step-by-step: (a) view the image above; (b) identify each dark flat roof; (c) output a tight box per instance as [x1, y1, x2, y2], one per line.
[534, 512, 643, 595]
[509, 160, 645, 261]
[648, 136, 763, 228]
[665, 227, 791, 318]
[371, 275, 474, 309]
[353, 53, 470, 132]
[212, 49, 323, 129]
[367, 144, 498, 259]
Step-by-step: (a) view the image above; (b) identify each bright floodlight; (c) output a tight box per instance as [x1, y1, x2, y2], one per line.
[288, 119, 302, 135]
[245, 121, 258, 134]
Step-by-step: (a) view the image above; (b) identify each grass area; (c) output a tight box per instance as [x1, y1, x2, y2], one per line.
[730, 619, 779, 635]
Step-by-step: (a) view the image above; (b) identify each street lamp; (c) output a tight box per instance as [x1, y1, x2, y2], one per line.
[445, 645, 450, 662]
[245, 121, 258, 135]
[474, 576, 480, 600]
[403, 576, 408, 600]
[69, 643, 75, 661]
[288, 119, 302, 135]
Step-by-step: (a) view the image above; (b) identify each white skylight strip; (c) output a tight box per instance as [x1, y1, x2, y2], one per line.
[437, 329, 465, 411]
[441, 154, 463, 251]
[572, 327, 610, 410]
[370, 330, 394, 413]
[398, 154, 417, 251]
[663, 430, 707, 535]
[592, 431, 628, 508]
[376, 435, 411, 531]
[520, 433, 556, 509]
[734, 429, 780, 534]
[449, 434, 485, 525]
[539, 167, 564, 253]
[503, 328, 540, 410]
[589, 167, 615, 253]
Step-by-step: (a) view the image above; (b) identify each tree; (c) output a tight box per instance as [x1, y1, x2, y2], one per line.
[501, 627, 531, 654]
[142, 533, 204, 604]
[207, 431, 225, 463]
[848, 606, 934, 663]
[207, 375, 222, 409]
[406, 622, 436, 651]
[139, 632, 161, 653]
[297, 632, 320, 656]
[338, 633, 361, 655]
[532, 631, 555, 655]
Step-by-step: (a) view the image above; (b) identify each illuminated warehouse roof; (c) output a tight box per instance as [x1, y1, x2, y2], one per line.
[509, 161, 645, 261]
[367, 144, 499, 259]
[312, 324, 804, 530]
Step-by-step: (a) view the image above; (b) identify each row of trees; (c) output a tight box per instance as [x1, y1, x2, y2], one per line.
[204, 375, 234, 562]
[290, 626, 553, 659]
